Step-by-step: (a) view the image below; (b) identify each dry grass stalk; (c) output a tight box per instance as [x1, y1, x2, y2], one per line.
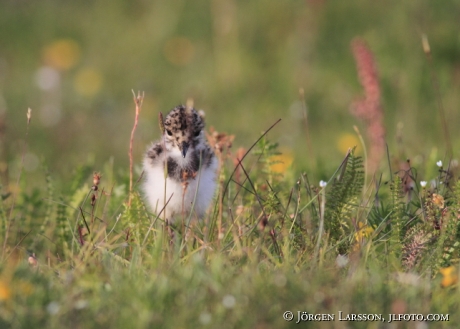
[129, 90, 144, 207]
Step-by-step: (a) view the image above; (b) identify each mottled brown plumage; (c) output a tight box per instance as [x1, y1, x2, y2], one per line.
[143, 105, 218, 222]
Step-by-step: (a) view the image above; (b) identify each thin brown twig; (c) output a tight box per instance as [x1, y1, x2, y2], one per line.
[230, 144, 275, 205]
[222, 118, 281, 201]
[3, 230, 32, 262]
[129, 90, 144, 207]
[79, 207, 91, 235]
[237, 159, 281, 257]
[237, 159, 266, 218]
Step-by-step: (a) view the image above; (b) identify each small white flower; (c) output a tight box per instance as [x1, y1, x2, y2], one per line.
[222, 295, 236, 309]
[74, 299, 88, 310]
[420, 181, 427, 188]
[199, 312, 212, 325]
[436, 160, 443, 168]
[319, 180, 327, 188]
[46, 301, 60, 315]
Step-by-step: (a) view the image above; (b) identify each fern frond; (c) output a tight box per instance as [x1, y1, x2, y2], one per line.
[56, 197, 71, 256]
[324, 149, 364, 254]
[31, 168, 55, 250]
[122, 191, 150, 247]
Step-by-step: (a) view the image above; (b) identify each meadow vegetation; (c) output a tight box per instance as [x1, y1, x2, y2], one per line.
[1, 106, 460, 328]
[1, 1, 460, 328]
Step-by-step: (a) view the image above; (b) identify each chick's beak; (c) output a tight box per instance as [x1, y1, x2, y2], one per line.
[181, 141, 189, 158]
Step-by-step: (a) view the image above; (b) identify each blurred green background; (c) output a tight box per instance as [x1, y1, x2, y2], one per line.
[1, 0, 459, 186]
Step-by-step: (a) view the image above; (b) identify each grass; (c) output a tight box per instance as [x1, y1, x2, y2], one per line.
[1, 2, 460, 327]
[0, 112, 459, 328]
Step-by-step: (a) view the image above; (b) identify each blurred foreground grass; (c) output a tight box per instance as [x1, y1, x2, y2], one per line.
[1, 137, 460, 328]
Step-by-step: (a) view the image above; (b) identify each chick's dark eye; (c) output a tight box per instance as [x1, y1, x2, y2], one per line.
[194, 130, 201, 137]
[166, 129, 172, 136]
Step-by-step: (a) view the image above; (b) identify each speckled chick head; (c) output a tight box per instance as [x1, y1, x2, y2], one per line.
[163, 105, 205, 158]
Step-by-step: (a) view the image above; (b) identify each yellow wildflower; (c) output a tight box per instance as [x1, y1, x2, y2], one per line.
[337, 133, 362, 155]
[42, 39, 81, 70]
[354, 222, 374, 244]
[270, 152, 293, 174]
[351, 222, 374, 251]
[0, 279, 11, 301]
[439, 266, 458, 288]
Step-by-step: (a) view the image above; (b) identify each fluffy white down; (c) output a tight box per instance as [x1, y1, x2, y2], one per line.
[142, 152, 218, 222]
